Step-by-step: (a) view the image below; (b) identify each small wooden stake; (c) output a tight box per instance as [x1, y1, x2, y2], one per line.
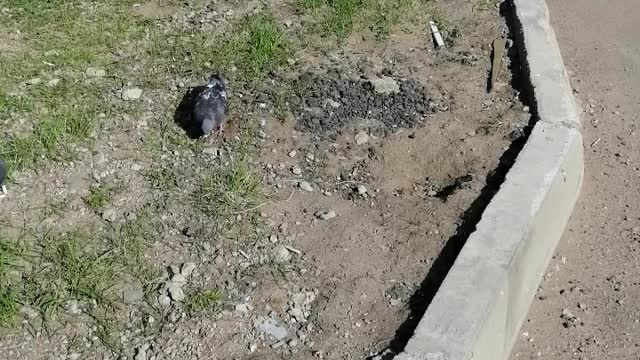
[490, 38, 507, 92]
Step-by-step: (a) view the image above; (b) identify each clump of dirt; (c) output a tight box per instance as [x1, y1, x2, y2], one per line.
[294, 71, 436, 135]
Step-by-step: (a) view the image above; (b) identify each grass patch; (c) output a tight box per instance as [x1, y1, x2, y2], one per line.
[292, 0, 429, 41]
[184, 288, 223, 316]
[85, 185, 114, 211]
[195, 158, 264, 219]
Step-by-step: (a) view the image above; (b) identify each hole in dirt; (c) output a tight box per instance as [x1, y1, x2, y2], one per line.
[291, 71, 443, 136]
[378, 1, 541, 357]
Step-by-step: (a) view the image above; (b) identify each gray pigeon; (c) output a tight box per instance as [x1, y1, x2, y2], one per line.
[0, 158, 6, 198]
[193, 73, 228, 136]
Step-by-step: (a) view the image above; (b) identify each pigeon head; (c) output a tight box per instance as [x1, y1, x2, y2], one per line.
[207, 73, 227, 89]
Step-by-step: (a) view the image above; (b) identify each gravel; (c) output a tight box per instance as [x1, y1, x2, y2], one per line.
[294, 71, 435, 134]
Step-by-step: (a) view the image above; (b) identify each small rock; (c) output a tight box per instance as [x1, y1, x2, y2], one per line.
[369, 76, 400, 94]
[102, 208, 118, 222]
[271, 341, 286, 349]
[427, 190, 437, 197]
[357, 185, 367, 195]
[326, 99, 341, 108]
[249, 342, 258, 352]
[306, 153, 315, 161]
[214, 255, 225, 265]
[131, 164, 143, 171]
[68, 353, 81, 360]
[355, 131, 370, 146]
[291, 166, 302, 175]
[181, 262, 197, 276]
[235, 303, 250, 315]
[288, 339, 299, 347]
[26, 77, 42, 85]
[315, 210, 337, 221]
[299, 181, 313, 192]
[47, 78, 60, 87]
[288, 150, 297, 158]
[202, 147, 220, 157]
[168, 285, 185, 302]
[272, 245, 291, 263]
[287, 58, 296, 66]
[171, 273, 187, 284]
[158, 294, 171, 307]
[269, 234, 279, 243]
[122, 87, 143, 101]
[64, 300, 82, 315]
[85, 67, 106, 77]
[256, 317, 288, 340]
[134, 346, 147, 360]
[561, 308, 576, 321]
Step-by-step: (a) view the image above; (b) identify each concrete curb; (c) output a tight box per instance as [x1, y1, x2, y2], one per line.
[394, 1, 584, 359]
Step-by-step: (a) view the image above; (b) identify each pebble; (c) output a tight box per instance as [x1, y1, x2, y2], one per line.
[131, 164, 143, 171]
[102, 208, 118, 222]
[369, 76, 400, 94]
[256, 317, 288, 340]
[85, 67, 106, 77]
[47, 78, 60, 87]
[288, 150, 297, 158]
[355, 131, 370, 146]
[26, 77, 42, 85]
[158, 294, 171, 307]
[122, 87, 143, 101]
[134, 345, 148, 360]
[171, 274, 187, 284]
[299, 181, 314, 192]
[427, 190, 437, 197]
[291, 166, 302, 175]
[271, 341, 286, 349]
[68, 353, 81, 360]
[168, 285, 185, 302]
[235, 303, 250, 314]
[249, 342, 258, 352]
[315, 210, 337, 220]
[272, 245, 292, 263]
[288, 339, 299, 347]
[181, 262, 196, 276]
[357, 185, 367, 195]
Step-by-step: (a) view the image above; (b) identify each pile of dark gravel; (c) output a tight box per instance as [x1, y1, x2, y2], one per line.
[293, 72, 435, 134]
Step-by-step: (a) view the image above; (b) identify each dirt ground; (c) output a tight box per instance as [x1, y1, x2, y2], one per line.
[511, 0, 640, 359]
[1, 1, 529, 360]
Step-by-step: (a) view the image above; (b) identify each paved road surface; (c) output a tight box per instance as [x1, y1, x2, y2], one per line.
[511, 0, 640, 359]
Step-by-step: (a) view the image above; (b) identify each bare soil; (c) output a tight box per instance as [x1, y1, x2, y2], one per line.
[0, 1, 530, 360]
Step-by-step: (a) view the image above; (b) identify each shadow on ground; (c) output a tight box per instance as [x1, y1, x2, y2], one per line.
[174, 86, 207, 139]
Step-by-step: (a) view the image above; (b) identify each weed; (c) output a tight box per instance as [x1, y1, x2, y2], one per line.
[145, 167, 178, 190]
[85, 186, 113, 211]
[195, 159, 264, 220]
[184, 288, 223, 316]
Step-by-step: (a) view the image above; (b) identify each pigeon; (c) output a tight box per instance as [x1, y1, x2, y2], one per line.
[0, 158, 6, 198]
[193, 73, 228, 137]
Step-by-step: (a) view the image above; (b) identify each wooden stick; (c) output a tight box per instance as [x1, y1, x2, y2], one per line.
[490, 38, 507, 92]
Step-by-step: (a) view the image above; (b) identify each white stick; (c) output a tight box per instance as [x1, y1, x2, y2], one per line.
[238, 249, 251, 260]
[590, 138, 602, 147]
[284, 245, 301, 255]
[430, 21, 445, 48]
